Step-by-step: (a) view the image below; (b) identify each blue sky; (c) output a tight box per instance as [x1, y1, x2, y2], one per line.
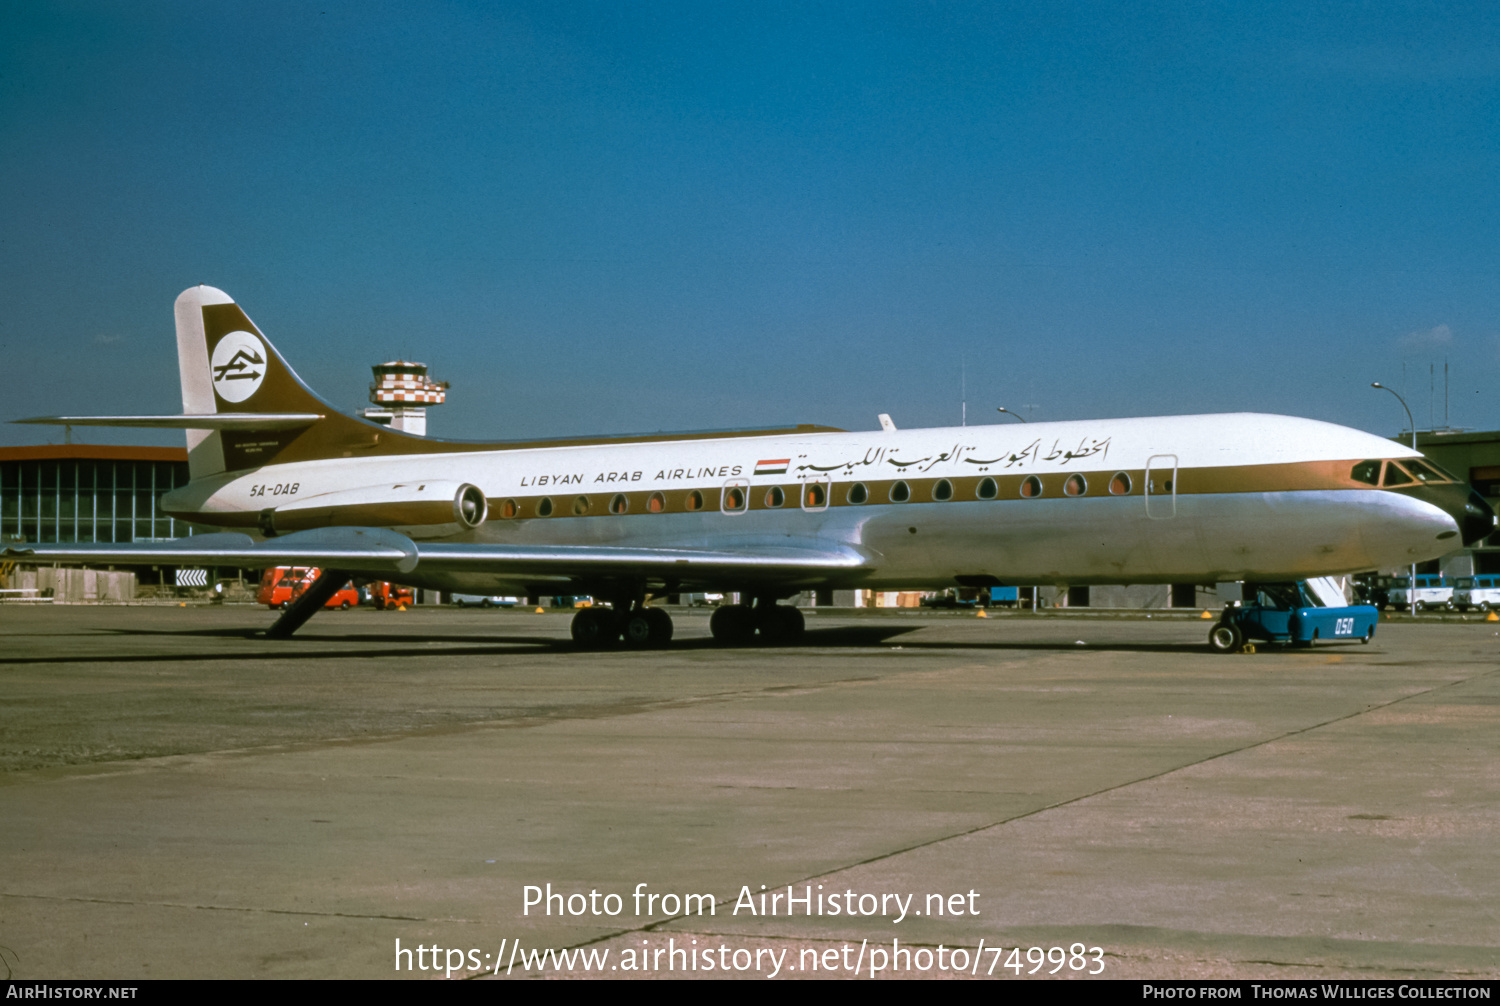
[3, 1, 1498, 446]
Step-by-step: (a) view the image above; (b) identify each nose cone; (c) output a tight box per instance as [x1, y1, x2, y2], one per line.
[1396, 482, 1497, 547]
[1457, 488, 1497, 546]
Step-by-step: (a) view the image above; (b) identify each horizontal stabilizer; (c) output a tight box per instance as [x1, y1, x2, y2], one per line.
[13, 413, 323, 431]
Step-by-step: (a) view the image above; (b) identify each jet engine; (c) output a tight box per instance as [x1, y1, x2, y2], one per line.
[258, 481, 488, 538]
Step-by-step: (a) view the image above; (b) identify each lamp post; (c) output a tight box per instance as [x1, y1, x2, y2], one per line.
[1371, 382, 1418, 616]
[995, 407, 1027, 423]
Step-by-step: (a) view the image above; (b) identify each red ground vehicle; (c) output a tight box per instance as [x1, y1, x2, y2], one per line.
[367, 582, 415, 610]
[257, 567, 360, 610]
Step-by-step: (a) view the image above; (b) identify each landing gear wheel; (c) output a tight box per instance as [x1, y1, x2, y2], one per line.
[645, 607, 673, 645]
[1208, 622, 1244, 654]
[571, 607, 619, 648]
[340, 600, 350, 610]
[757, 605, 805, 645]
[621, 610, 656, 647]
[710, 604, 756, 646]
[1361, 626, 1375, 644]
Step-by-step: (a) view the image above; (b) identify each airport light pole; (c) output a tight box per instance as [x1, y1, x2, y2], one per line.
[1371, 382, 1418, 616]
[995, 407, 1027, 423]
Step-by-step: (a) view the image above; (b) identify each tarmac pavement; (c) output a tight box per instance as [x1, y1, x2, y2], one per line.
[0, 605, 1496, 979]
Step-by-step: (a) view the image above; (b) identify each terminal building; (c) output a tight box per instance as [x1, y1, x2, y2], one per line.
[0, 444, 191, 545]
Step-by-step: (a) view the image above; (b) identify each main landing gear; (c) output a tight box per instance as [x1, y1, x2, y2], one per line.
[570, 604, 674, 649]
[709, 599, 804, 646]
[568, 596, 806, 648]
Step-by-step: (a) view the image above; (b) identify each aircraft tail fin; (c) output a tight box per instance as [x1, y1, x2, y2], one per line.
[174, 286, 408, 478]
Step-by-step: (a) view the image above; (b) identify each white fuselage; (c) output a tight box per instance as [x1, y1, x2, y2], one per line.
[163, 413, 1458, 594]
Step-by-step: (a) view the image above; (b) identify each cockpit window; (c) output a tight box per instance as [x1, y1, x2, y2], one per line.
[1424, 459, 1463, 482]
[1350, 461, 1380, 485]
[1401, 459, 1449, 484]
[1381, 462, 1416, 488]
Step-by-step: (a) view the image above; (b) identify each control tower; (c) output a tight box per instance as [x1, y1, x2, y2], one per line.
[360, 360, 448, 437]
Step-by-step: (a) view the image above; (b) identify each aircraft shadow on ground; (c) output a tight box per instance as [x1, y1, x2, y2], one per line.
[1, 622, 1272, 661]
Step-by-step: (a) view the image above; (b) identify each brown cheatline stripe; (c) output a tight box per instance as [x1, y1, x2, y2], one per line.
[167, 457, 1445, 527]
[473, 458, 1426, 522]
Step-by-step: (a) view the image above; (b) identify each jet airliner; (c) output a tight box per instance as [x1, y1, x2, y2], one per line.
[9, 286, 1494, 647]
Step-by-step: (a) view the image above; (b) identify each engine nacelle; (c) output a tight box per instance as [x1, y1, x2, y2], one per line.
[259, 481, 487, 538]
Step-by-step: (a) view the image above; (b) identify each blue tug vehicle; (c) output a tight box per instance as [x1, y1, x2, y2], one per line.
[1208, 581, 1378, 653]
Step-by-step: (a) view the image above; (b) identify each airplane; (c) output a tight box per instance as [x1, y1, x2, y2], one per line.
[8, 285, 1495, 648]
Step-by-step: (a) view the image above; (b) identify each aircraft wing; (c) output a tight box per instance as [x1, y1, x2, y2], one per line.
[3, 528, 420, 575]
[2, 527, 872, 587]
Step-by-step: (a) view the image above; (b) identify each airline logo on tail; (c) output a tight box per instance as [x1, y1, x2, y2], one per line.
[211, 330, 267, 403]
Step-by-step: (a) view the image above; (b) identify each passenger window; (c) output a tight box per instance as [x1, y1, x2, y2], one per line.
[933, 478, 953, 501]
[1350, 461, 1380, 485]
[802, 479, 829, 511]
[500, 498, 519, 518]
[889, 480, 910, 503]
[685, 490, 703, 512]
[764, 486, 785, 508]
[1020, 475, 1042, 498]
[977, 477, 998, 500]
[721, 481, 749, 514]
[1109, 472, 1131, 495]
[648, 491, 665, 513]
[572, 496, 591, 515]
[609, 493, 628, 514]
[1064, 474, 1086, 497]
[537, 497, 554, 517]
[847, 482, 869, 505]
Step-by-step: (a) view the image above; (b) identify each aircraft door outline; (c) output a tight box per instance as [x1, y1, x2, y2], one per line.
[721, 479, 749, 516]
[1145, 455, 1177, 519]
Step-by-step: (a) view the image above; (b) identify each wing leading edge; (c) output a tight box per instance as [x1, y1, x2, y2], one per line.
[2, 528, 873, 590]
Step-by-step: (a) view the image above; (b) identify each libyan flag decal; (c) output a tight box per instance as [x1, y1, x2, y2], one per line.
[755, 459, 790, 476]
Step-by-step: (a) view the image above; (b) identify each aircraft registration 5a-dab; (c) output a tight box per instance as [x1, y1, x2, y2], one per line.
[10, 286, 1495, 648]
